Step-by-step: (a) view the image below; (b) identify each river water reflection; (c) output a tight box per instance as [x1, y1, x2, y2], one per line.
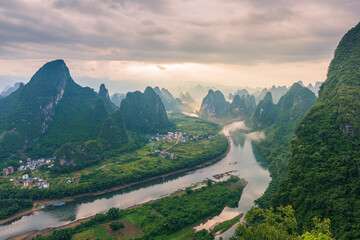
[1, 122, 270, 240]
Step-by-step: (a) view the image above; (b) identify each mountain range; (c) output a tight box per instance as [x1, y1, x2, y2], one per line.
[199, 89, 256, 120]
[0, 60, 172, 170]
[110, 93, 126, 107]
[0, 82, 24, 99]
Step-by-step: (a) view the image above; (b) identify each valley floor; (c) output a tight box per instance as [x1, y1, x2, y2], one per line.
[14, 176, 246, 240]
[0, 137, 230, 227]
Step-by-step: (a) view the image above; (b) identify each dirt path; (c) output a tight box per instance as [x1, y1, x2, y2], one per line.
[1, 137, 231, 228]
[164, 135, 180, 151]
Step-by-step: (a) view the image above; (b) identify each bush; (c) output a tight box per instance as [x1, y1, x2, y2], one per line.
[107, 207, 120, 220]
[109, 221, 124, 231]
[185, 187, 193, 194]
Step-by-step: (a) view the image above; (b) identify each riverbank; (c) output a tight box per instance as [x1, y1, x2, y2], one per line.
[10, 190, 192, 240]
[11, 173, 242, 240]
[9, 198, 159, 240]
[0, 137, 231, 227]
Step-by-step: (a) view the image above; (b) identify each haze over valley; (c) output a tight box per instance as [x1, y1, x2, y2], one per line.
[1, 1, 360, 240]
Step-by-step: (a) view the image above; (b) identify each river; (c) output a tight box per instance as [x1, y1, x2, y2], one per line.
[0, 122, 270, 239]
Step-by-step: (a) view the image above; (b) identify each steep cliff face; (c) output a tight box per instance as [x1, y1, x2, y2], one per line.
[253, 83, 317, 208]
[98, 84, 118, 113]
[180, 92, 195, 103]
[199, 89, 256, 120]
[110, 93, 126, 107]
[228, 89, 250, 100]
[230, 94, 256, 118]
[0, 60, 128, 160]
[0, 60, 73, 143]
[252, 92, 277, 129]
[307, 81, 323, 96]
[0, 82, 24, 98]
[153, 86, 187, 112]
[274, 23, 360, 239]
[120, 87, 173, 133]
[199, 90, 230, 118]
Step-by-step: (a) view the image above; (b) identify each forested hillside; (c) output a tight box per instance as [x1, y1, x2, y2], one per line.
[273, 22, 360, 239]
[199, 89, 256, 120]
[0, 60, 117, 160]
[252, 83, 317, 207]
[98, 84, 118, 113]
[0, 60, 173, 170]
[120, 87, 174, 133]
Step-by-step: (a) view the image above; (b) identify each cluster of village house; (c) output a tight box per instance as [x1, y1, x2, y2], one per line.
[1, 132, 215, 188]
[2, 157, 54, 189]
[18, 174, 50, 188]
[2, 157, 55, 176]
[150, 131, 187, 143]
[149, 132, 186, 159]
[155, 150, 176, 159]
[149, 132, 214, 160]
[18, 157, 55, 172]
[2, 166, 14, 176]
[150, 131, 213, 144]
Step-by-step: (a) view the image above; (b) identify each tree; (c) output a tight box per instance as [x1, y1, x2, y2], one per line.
[301, 217, 334, 240]
[51, 229, 73, 240]
[234, 206, 333, 240]
[192, 229, 214, 240]
[207, 179, 213, 187]
[185, 187, 193, 194]
[235, 205, 297, 240]
[107, 207, 120, 220]
[109, 221, 124, 231]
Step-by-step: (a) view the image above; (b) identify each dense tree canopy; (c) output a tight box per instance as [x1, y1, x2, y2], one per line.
[273, 22, 360, 239]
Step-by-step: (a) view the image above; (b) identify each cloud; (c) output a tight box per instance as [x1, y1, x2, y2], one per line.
[157, 65, 167, 70]
[246, 131, 266, 141]
[0, 0, 359, 90]
[0, 0, 358, 65]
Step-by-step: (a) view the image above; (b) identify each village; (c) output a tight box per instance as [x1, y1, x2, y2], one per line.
[1, 132, 215, 189]
[2, 157, 55, 189]
[149, 131, 214, 160]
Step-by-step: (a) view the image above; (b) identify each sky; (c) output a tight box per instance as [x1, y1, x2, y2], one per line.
[0, 0, 359, 93]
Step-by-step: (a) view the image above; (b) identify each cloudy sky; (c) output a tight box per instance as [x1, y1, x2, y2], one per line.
[0, 0, 359, 92]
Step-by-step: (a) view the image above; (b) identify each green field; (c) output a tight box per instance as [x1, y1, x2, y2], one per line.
[34, 176, 246, 240]
[0, 114, 229, 220]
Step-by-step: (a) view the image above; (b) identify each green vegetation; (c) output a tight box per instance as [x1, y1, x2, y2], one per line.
[33, 176, 246, 240]
[0, 60, 135, 165]
[97, 83, 118, 114]
[0, 114, 229, 220]
[0, 60, 173, 168]
[211, 213, 243, 234]
[234, 206, 334, 240]
[199, 90, 255, 121]
[171, 114, 221, 135]
[0, 60, 180, 219]
[109, 221, 124, 231]
[273, 22, 360, 239]
[252, 92, 278, 129]
[230, 94, 256, 119]
[199, 90, 230, 118]
[120, 87, 174, 133]
[0, 199, 33, 219]
[252, 84, 317, 208]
